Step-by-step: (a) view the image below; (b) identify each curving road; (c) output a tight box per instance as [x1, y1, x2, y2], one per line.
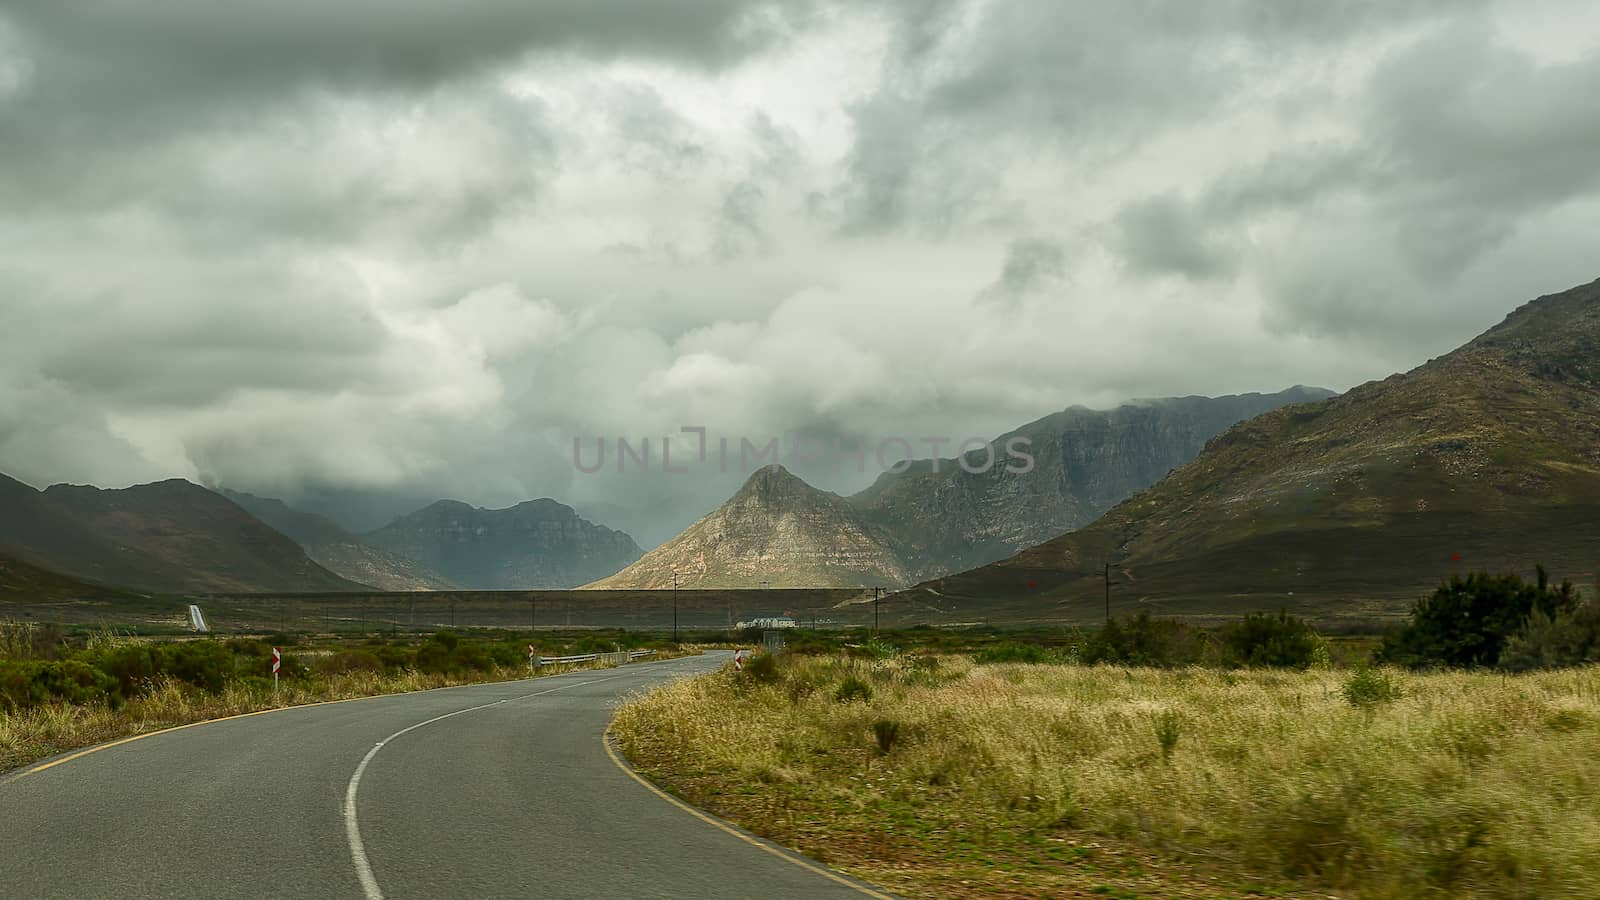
[0, 652, 888, 899]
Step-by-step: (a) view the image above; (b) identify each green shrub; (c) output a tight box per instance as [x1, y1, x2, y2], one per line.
[1218, 611, 1322, 669]
[1380, 568, 1579, 669]
[861, 638, 899, 661]
[0, 660, 117, 709]
[414, 633, 493, 674]
[159, 641, 234, 692]
[1343, 668, 1404, 708]
[1499, 601, 1600, 672]
[1153, 710, 1182, 762]
[834, 676, 873, 703]
[744, 651, 781, 684]
[374, 644, 417, 672]
[1082, 612, 1197, 667]
[316, 650, 384, 676]
[453, 643, 493, 672]
[91, 644, 160, 697]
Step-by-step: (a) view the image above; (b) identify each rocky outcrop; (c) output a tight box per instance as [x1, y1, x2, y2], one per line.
[586, 465, 907, 589]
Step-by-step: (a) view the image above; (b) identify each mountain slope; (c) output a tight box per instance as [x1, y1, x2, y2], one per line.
[0, 475, 365, 593]
[906, 277, 1600, 621]
[586, 465, 908, 589]
[850, 386, 1333, 579]
[222, 490, 460, 591]
[364, 498, 642, 589]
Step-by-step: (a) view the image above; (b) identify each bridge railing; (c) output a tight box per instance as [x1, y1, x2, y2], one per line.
[534, 649, 657, 667]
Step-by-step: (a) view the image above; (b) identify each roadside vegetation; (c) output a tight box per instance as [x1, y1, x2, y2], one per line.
[616, 573, 1600, 898]
[0, 625, 685, 772]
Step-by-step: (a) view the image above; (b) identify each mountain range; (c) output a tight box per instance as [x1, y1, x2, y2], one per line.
[0, 475, 361, 594]
[362, 498, 643, 590]
[9, 277, 1596, 613]
[591, 387, 1330, 589]
[901, 277, 1600, 623]
[221, 491, 461, 592]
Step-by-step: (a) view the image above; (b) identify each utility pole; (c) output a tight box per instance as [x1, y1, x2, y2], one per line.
[672, 571, 680, 644]
[873, 586, 881, 633]
[1103, 563, 1112, 624]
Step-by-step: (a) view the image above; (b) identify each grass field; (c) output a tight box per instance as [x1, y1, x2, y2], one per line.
[613, 653, 1600, 898]
[0, 626, 694, 773]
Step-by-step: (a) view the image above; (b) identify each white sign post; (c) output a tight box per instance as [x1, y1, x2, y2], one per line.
[528, 644, 537, 668]
[271, 647, 281, 694]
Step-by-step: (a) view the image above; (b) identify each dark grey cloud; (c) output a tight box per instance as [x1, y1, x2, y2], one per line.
[2, 2, 821, 88]
[836, 0, 1489, 232]
[2, 0, 1597, 545]
[1111, 196, 1235, 281]
[981, 237, 1066, 303]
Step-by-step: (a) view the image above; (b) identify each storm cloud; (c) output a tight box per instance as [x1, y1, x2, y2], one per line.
[2, 1, 1598, 545]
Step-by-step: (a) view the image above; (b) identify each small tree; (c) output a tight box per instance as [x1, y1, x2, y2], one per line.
[1218, 610, 1321, 669]
[1379, 567, 1579, 669]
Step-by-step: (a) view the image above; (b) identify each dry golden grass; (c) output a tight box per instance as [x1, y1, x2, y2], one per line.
[613, 654, 1600, 899]
[0, 658, 654, 773]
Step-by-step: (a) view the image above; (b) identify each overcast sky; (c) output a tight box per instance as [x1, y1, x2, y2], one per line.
[2, 1, 1598, 545]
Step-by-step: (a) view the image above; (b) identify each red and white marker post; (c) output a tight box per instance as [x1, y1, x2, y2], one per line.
[528, 644, 537, 668]
[271, 647, 281, 694]
[733, 649, 747, 671]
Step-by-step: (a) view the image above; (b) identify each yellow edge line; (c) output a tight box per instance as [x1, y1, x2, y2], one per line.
[602, 726, 896, 900]
[7, 669, 580, 782]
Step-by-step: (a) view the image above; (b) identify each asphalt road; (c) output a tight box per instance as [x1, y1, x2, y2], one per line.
[0, 652, 887, 899]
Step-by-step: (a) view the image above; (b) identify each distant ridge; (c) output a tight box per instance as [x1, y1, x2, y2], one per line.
[850, 385, 1334, 578]
[364, 497, 642, 589]
[904, 277, 1600, 621]
[0, 474, 364, 593]
[222, 490, 460, 591]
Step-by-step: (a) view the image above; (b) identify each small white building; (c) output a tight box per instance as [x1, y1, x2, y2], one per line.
[736, 616, 798, 630]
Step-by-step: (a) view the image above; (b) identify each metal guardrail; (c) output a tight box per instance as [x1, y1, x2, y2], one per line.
[534, 649, 657, 667]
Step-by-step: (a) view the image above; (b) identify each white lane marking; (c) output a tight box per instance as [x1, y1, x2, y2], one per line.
[340, 659, 723, 896]
[343, 676, 617, 900]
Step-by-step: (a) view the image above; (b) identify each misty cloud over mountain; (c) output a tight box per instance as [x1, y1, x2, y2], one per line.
[3, 1, 1598, 544]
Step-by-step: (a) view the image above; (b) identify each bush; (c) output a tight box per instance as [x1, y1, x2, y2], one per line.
[0, 660, 117, 709]
[744, 651, 781, 683]
[1082, 612, 1195, 667]
[834, 676, 873, 703]
[374, 644, 417, 672]
[1380, 568, 1579, 669]
[1153, 710, 1182, 762]
[316, 650, 384, 676]
[159, 641, 234, 692]
[1500, 601, 1600, 672]
[1343, 668, 1404, 708]
[1218, 611, 1322, 669]
[872, 719, 901, 755]
[91, 644, 160, 697]
[414, 632, 494, 674]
